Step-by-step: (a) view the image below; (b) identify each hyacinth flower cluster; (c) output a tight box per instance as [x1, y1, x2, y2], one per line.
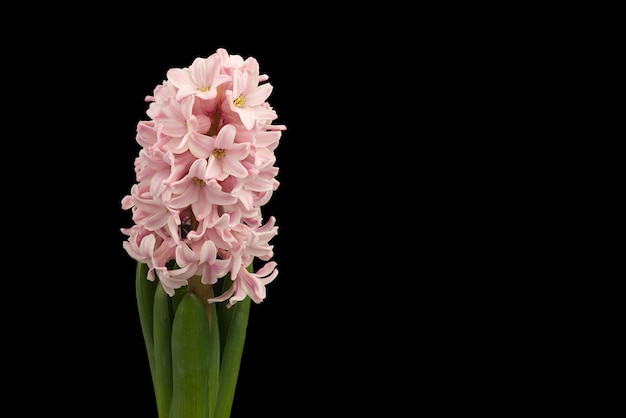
[120, 48, 285, 418]
[121, 47, 285, 307]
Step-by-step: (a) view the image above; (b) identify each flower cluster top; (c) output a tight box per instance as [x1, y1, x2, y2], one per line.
[121, 48, 285, 307]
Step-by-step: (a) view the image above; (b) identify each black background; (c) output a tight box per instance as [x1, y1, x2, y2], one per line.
[11, 10, 480, 416]
[102, 42, 349, 416]
[53, 31, 401, 417]
[113, 44, 300, 417]
[6, 5, 578, 416]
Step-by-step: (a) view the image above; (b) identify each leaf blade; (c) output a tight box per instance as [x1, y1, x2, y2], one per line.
[214, 297, 250, 418]
[169, 292, 212, 418]
[153, 281, 174, 418]
[135, 262, 158, 401]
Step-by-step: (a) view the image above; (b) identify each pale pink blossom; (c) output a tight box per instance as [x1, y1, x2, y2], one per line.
[205, 124, 250, 180]
[187, 210, 241, 252]
[123, 182, 181, 238]
[208, 262, 278, 307]
[174, 239, 231, 286]
[168, 158, 237, 220]
[167, 55, 231, 101]
[223, 69, 277, 130]
[153, 95, 213, 156]
[135, 120, 158, 149]
[216, 49, 270, 84]
[121, 48, 284, 306]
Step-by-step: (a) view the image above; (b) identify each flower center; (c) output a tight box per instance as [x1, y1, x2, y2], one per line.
[199, 86, 210, 92]
[193, 177, 206, 187]
[233, 94, 245, 107]
[212, 148, 226, 160]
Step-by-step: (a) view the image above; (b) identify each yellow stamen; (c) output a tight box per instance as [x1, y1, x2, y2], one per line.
[212, 148, 226, 160]
[233, 94, 245, 107]
[193, 177, 206, 187]
[199, 86, 210, 92]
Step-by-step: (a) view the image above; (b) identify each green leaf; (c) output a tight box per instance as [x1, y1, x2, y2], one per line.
[206, 286, 221, 418]
[169, 292, 212, 418]
[217, 264, 253, 357]
[153, 282, 174, 418]
[213, 264, 253, 418]
[135, 262, 158, 396]
[217, 275, 234, 357]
